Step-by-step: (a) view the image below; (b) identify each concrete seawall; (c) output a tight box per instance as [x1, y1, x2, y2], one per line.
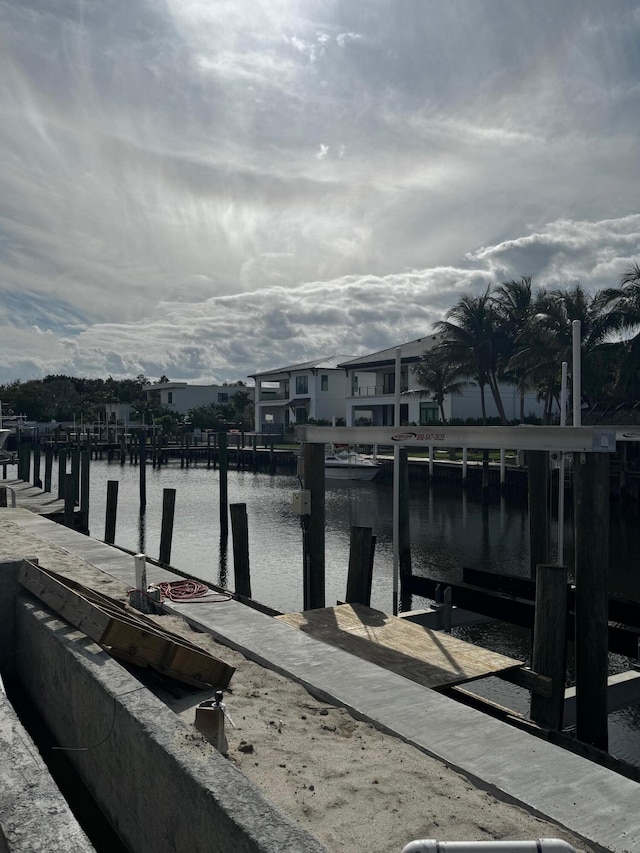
[0, 559, 327, 853]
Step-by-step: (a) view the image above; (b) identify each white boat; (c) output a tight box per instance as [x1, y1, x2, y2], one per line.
[325, 446, 381, 481]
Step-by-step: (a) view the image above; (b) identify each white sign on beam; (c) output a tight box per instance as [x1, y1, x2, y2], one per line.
[295, 425, 617, 453]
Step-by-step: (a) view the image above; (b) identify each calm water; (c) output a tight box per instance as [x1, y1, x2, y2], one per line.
[51, 458, 640, 766]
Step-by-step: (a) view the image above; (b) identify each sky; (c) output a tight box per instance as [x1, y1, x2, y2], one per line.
[1, 0, 640, 386]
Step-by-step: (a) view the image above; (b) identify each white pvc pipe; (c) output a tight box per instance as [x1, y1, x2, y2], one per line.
[392, 347, 401, 616]
[134, 553, 147, 591]
[401, 840, 577, 853]
[557, 361, 568, 565]
[572, 319, 581, 426]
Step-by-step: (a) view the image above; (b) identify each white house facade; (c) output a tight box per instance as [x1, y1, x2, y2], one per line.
[143, 382, 254, 416]
[249, 357, 353, 434]
[340, 337, 551, 426]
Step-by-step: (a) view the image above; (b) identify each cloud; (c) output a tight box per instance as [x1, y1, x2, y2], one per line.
[1, 1, 640, 385]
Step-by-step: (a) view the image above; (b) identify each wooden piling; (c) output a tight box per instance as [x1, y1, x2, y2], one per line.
[138, 431, 147, 511]
[230, 503, 252, 598]
[399, 448, 412, 579]
[71, 448, 80, 504]
[33, 444, 42, 488]
[159, 487, 176, 565]
[346, 526, 374, 606]
[44, 447, 53, 493]
[63, 477, 75, 528]
[527, 450, 549, 577]
[57, 449, 67, 500]
[573, 451, 610, 750]
[104, 480, 118, 545]
[530, 563, 568, 730]
[302, 442, 325, 611]
[219, 432, 229, 537]
[80, 449, 90, 532]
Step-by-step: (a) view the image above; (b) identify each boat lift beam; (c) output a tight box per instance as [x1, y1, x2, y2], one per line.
[295, 424, 618, 453]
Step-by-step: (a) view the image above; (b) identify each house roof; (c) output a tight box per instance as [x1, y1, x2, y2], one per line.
[338, 336, 441, 370]
[249, 355, 354, 379]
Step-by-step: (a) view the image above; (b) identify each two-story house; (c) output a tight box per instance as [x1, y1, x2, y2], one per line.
[340, 337, 550, 426]
[249, 357, 353, 434]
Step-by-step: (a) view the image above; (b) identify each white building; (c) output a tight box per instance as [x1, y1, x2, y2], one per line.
[249, 357, 353, 434]
[143, 382, 254, 417]
[339, 337, 551, 426]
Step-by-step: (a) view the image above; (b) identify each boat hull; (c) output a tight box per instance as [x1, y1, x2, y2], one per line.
[325, 462, 380, 481]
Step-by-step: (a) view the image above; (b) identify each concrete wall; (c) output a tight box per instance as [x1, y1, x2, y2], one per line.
[14, 598, 327, 853]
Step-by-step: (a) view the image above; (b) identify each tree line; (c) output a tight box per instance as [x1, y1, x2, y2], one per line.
[413, 264, 640, 424]
[0, 374, 254, 431]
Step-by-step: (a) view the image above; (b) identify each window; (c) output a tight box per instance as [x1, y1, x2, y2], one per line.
[420, 403, 439, 424]
[217, 393, 229, 403]
[167, 392, 173, 404]
[321, 374, 328, 392]
[295, 407, 308, 423]
[296, 375, 308, 395]
[383, 373, 395, 394]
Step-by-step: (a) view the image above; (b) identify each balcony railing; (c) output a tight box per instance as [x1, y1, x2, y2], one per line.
[350, 385, 409, 397]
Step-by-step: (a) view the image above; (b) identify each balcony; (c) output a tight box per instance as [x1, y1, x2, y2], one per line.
[350, 385, 408, 397]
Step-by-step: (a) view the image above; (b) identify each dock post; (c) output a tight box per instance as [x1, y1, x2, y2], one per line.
[104, 480, 119, 545]
[530, 563, 568, 730]
[57, 449, 67, 500]
[63, 476, 75, 528]
[399, 447, 412, 580]
[32, 443, 42, 488]
[80, 449, 90, 533]
[71, 448, 80, 504]
[230, 503, 252, 597]
[573, 451, 609, 750]
[219, 432, 229, 538]
[138, 431, 147, 511]
[461, 447, 468, 486]
[159, 488, 176, 565]
[44, 447, 53, 493]
[527, 450, 549, 577]
[302, 442, 325, 610]
[346, 526, 374, 606]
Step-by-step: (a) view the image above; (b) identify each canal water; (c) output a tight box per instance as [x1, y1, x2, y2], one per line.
[57, 458, 640, 768]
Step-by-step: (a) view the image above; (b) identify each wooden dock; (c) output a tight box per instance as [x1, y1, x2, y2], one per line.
[276, 603, 522, 690]
[0, 479, 65, 516]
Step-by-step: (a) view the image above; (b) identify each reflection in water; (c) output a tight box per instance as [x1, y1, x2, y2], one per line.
[137, 510, 146, 554]
[218, 533, 228, 589]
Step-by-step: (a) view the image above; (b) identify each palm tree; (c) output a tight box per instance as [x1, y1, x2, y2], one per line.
[493, 276, 534, 422]
[411, 351, 468, 422]
[434, 287, 508, 423]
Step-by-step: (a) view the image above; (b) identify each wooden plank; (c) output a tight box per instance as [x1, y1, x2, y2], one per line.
[17, 561, 235, 689]
[276, 603, 522, 689]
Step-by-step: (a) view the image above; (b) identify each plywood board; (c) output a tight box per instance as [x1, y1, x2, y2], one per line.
[276, 603, 522, 689]
[18, 561, 235, 689]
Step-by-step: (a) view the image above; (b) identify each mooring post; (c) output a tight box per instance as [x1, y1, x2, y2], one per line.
[71, 448, 80, 504]
[303, 442, 325, 611]
[32, 443, 42, 488]
[57, 449, 67, 500]
[63, 476, 75, 528]
[346, 526, 374, 606]
[527, 450, 549, 577]
[399, 447, 412, 580]
[80, 449, 90, 533]
[138, 430, 147, 511]
[230, 502, 251, 598]
[573, 451, 609, 750]
[159, 487, 176, 565]
[219, 432, 229, 537]
[462, 447, 468, 486]
[44, 447, 53, 493]
[530, 562, 568, 730]
[104, 480, 118, 545]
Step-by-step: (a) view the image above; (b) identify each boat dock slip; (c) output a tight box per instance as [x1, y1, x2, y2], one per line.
[276, 604, 522, 689]
[2, 509, 640, 853]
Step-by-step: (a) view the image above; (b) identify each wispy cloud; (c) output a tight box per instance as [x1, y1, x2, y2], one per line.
[1, 0, 640, 384]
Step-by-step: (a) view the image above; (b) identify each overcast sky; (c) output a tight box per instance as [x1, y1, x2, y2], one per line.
[2, 0, 640, 385]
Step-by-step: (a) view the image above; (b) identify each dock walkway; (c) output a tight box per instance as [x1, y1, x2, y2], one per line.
[2, 504, 639, 853]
